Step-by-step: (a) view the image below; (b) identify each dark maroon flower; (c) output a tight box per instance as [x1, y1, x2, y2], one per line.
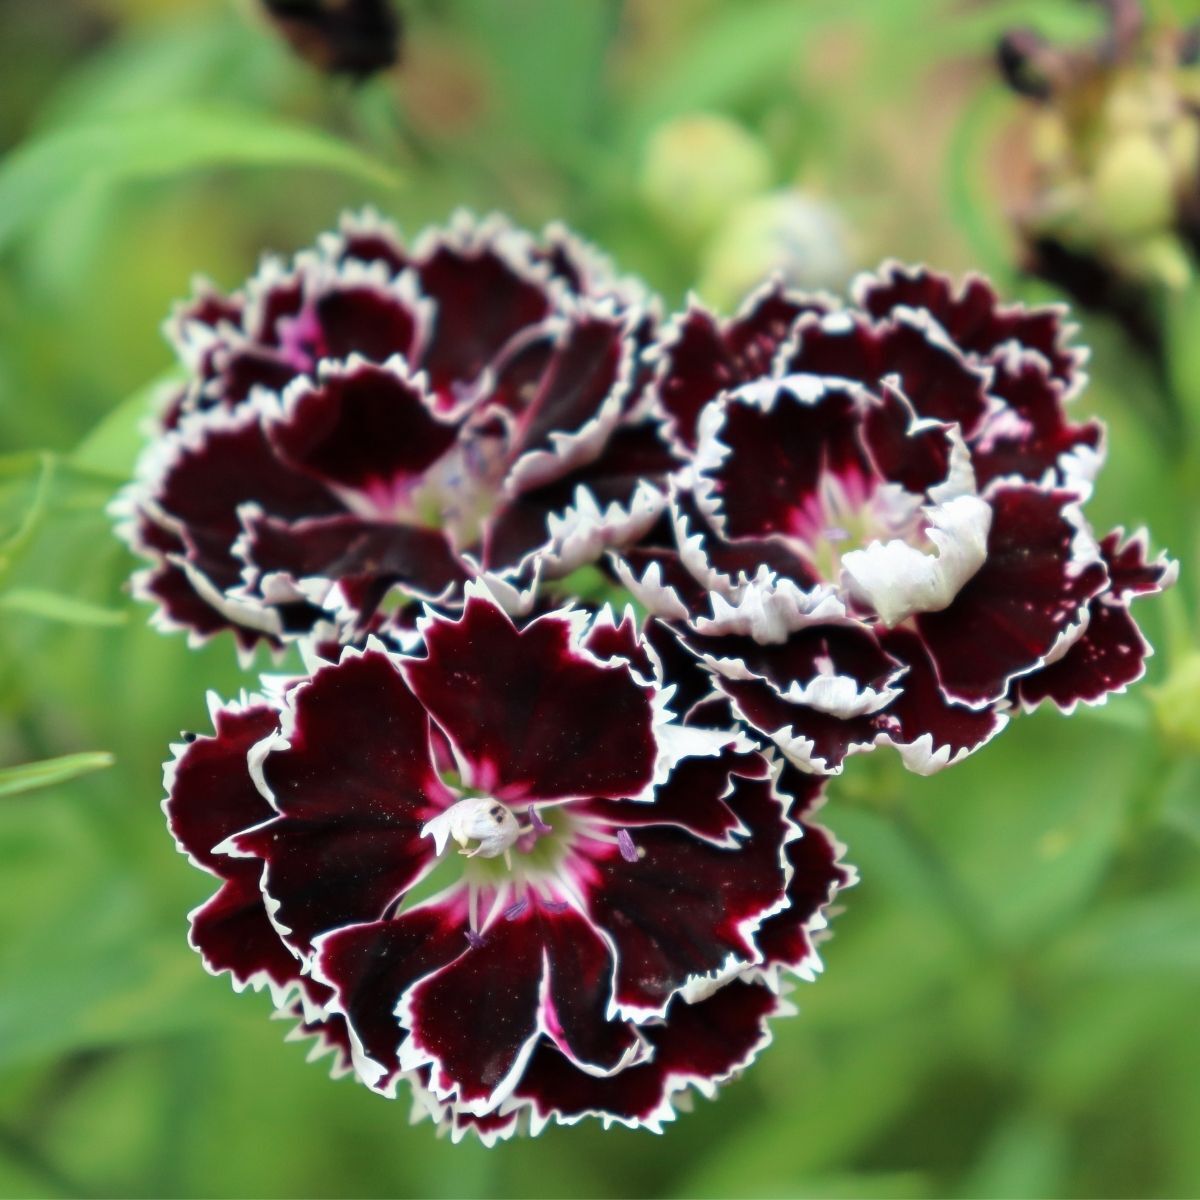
[118, 212, 677, 657]
[618, 265, 1174, 775]
[163, 588, 848, 1134]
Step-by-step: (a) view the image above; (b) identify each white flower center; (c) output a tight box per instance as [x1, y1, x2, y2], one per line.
[790, 472, 927, 584]
[421, 796, 523, 861]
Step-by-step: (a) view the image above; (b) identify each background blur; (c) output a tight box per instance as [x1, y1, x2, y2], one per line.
[1, 1, 1199, 1196]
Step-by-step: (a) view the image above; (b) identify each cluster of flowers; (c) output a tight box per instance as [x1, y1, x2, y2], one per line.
[119, 211, 1173, 1141]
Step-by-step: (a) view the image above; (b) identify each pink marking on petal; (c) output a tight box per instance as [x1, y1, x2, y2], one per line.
[276, 304, 324, 370]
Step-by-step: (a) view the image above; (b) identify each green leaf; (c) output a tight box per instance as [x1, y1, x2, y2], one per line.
[961, 1110, 1067, 1199]
[0, 104, 401, 253]
[0, 589, 128, 627]
[0, 752, 116, 800]
[72, 372, 174, 481]
[0, 453, 55, 576]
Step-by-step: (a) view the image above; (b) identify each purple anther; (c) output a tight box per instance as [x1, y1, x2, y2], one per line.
[504, 897, 529, 921]
[528, 805, 551, 835]
[464, 929, 485, 949]
[542, 899, 569, 914]
[616, 829, 638, 863]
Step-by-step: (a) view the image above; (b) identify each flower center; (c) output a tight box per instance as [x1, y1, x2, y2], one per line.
[407, 434, 506, 552]
[418, 795, 642, 948]
[789, 471, 927, 584]
[423, 796, 524, 860]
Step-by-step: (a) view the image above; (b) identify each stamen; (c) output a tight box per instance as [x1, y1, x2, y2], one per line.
[528, 805, 551, 835]
[504, 896, 529, 921]
[542, 899, 569, 914]
[464, 929, 485, 949]
[616, 829, 639, 863]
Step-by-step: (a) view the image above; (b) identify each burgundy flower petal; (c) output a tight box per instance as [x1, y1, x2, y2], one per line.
[583, 755, 790, 1017]
[874, 628, 1008, 772]
[581, 751, 765, 847]
[240, 510, 465, 612]
[774, 761, 829, 818]
[403, 593, 658, 803]
[652, 283, 828, 448]
[915, 485, 1106, 706]
[1014, 601, 1150, 712]
[165, 705, 278, 871]
[581, 606, 658, 681]
[330, 209, 409, 274]
[702, 378, 869, 544]
[613, 537, 714, 625]
[779, 311, 991, 433]
[267, 361, 457, 497]
[755, 820, 850, 975]
[416, 227, 554, 394]
[315, 901, 467, 1093]
[168, 281, 244, 343]
[144, 413, 343, 597]
[311, 280, 423, 364]
[644, 617, 722, 718]
[718, 676, 878, 774]
[244, 262, 306, 345]
[503, 309, 633, 492]
[211, 345, 299, 409]
[321, 894, 640, 1107]
[970, 353, 1102, 489]
[682, 624, 903, 710]
[165, 704, 300, 992]
[724, 281, 831, 378]
[860, 383, 956, 495]
[651, 306, 738, 450]
[513, 979, 781, 1133]
[233, 650, 452, 949]
[188, 868, 300, 993]
[537, 905, 641, 1073]
[856, 263, 1082, 388]
[482, 418, 674, 577]
[276, 998, 356, 1081]
[1099, 528, 1178, 600]
[136, 558, 258, 650]
[401, 907, 546, 1110]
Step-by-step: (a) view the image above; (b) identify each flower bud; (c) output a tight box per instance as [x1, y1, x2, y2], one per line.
[1091, 131, 1176, 240]
[639, 114, 772, 244]
[697, 190, 853, 312]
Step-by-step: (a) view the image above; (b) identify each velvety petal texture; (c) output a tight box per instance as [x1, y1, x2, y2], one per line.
[617, 263, 1173, 775]
[163, 588, 850, 1137]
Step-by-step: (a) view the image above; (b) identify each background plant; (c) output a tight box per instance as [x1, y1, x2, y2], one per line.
[0, 1, 1197, 1197]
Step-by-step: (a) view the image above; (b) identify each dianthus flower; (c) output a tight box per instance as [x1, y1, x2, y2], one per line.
[163, 588, 848, 1138]
[616, 266, 1176, 774]
[118, 212, 676, 656]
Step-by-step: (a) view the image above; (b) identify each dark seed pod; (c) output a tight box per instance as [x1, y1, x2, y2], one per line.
[258, 0, 401, 81]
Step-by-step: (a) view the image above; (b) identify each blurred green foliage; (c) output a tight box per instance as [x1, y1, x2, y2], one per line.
[0, 1, 1198, 1196]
